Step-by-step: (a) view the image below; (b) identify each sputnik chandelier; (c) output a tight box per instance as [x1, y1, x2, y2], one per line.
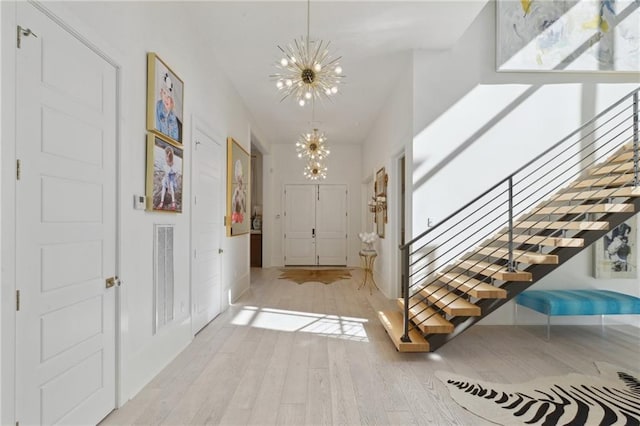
[272, 0, 345, 107]
[303, 161, 328, 181]
[296, 128, 330, 160]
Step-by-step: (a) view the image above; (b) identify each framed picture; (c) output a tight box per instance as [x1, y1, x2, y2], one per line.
[594, 217, 637, 278]
[496, 0, 640, 72]
[375, 167, 387, 238]
[147, 52, 184, 145]
[146, 134, 183, 213]
[226, 137, 250, 236]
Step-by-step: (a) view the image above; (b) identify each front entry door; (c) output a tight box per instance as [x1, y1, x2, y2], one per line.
[284, 184, 347, 266]
[15, 3, 117, 424]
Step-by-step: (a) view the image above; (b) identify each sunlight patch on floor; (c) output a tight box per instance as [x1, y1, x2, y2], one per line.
[231, 306, 369, 342]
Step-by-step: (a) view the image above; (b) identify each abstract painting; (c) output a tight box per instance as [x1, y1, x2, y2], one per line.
[497, 0, 640, 71]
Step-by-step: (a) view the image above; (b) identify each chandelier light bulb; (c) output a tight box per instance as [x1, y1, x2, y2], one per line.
[313, 63, 321, 72]
[285, 79, 293, 87]
[276, 80, 284, 89]
[280, 58, 288, 67]
[325, 88, 331, 95]
[299, 99, 306, 107]
[331, 86, 338, 94]
[305, 91, 312, 100]
[335, 66, 342, 74]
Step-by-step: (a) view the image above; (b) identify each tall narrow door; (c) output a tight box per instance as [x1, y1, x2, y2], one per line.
[316, 185, 348, 265]
[284, 185, 316, 265]
[191, 126, 223, 334]
[15, 3, 117, 425]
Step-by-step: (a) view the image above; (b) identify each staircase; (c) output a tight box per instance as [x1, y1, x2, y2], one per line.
[379, 88, 640, 352]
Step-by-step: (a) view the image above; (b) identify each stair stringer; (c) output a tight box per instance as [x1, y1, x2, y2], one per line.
[425, 196, 640, 352]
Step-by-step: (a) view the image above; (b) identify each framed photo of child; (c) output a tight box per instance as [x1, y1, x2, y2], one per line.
[226, 137, 250, 236]
[147, 53, 184, 145]
[146, 134, 183, 213]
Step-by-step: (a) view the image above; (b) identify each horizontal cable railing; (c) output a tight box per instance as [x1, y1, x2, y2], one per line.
[400, 88, 640, 342]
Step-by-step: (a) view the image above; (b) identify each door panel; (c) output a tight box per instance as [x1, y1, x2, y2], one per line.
[316, 185, 347, 265]
[15, 3, 117, 424]
[191, 127, 223, 334]
[284, 185, 316, 265]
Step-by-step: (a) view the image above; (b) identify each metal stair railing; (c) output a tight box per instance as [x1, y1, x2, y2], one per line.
[400, 87, 640, 343]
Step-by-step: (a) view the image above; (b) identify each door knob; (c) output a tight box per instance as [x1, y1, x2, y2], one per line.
[105, 276, 121, 289]
[218, 248, 224, 254]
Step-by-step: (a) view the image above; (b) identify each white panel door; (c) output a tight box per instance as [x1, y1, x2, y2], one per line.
[15, 3, 117, 425]
[316, 185, 348, 265]
[191, 126, 223, 335]
[284, 185, 316, 265]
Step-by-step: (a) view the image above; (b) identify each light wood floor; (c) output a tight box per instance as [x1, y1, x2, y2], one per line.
[102, 267, 640, 426]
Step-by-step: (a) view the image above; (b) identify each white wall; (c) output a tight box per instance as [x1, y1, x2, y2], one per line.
[360, 52, 414, 298]
[1, 1, 265, 417]
[263, 143, 362, 267]
[411, 2, 640, 325]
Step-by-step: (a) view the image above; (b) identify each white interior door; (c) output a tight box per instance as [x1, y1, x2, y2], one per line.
[15, 3, 117, 425]
[284, 185, 316, 265]
[191, 126, 223, 335]
[316, 185, 348, 265]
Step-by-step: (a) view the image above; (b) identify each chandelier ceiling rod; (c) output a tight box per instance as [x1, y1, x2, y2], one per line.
[306, 0, 310, 52]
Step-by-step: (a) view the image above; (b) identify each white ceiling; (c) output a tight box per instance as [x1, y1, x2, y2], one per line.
[187, 1, 488, 146]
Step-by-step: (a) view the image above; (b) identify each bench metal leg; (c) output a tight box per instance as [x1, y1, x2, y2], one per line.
[546, 314, 551, 341]
[601, 314, 605, 334]
[514, 303, 518, 327]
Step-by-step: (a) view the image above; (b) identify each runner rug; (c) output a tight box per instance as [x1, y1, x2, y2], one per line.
[278, 268, 352, 285]
[436, 362, 640, 425]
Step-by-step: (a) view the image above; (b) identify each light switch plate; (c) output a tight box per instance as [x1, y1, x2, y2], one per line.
[134, 195, 146, 210]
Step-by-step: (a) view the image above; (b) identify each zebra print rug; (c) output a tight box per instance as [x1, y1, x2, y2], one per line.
[436, 362, 640, 425]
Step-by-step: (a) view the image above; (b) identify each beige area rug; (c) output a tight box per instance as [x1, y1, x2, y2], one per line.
[436, 362, 640, 425]
[278, 268, 352, 285]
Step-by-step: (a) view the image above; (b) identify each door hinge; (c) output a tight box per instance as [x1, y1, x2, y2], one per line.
[317, 255, 319, 265]
[194, 195, 197, 205]
[16, 290, 20, 311]
[17, 25, 38, 49]
[16, 159, 21, 180]
[194, 249, 197, 259]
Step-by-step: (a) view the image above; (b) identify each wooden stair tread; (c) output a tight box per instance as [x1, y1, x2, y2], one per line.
[552, 186, 640, 202]
[455, 260, 532, 281]
[396, 298, 454, 334]
[418, 285, 481, 316]
[589, 162, 634, 176]
[531, 203, 634, 215]
[570, 174, 633, 189]
[495, 233, 584, 247]
[473, 246, 559, 265]
[514, 220, 609, 231]
[378, 310, 430, 352]
[608, 150, 638, 164]
[436, 272, 507, 299]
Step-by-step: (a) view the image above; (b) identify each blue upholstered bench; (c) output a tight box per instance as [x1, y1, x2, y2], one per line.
[515, 289, 640, 339]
